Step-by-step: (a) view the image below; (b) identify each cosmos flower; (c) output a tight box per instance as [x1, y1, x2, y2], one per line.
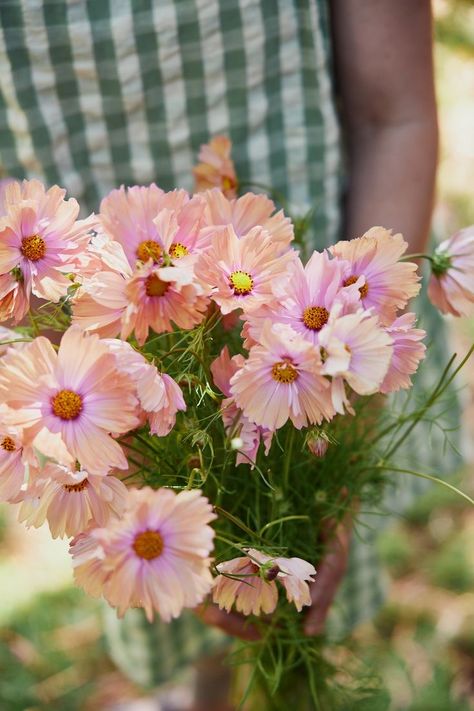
[230, 321, 334, 431]
[0, 426, 25, 502]
[380, 313, 426, 394]
[70, 487, 216, 622]
[198, 225, 294, 315]
[200, 189, 293, 253]
[193, 136, 238, 198]
[330, 227, 420, 324]
[0, 326, 139, 473]
[19, 462, 128, 538]
[213, 548, 316, 615]
[0, 180, 95, 309]
[427, 226, 474, 317]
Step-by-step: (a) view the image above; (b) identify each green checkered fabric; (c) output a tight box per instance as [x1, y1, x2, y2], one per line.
[0, 0, 462, 688]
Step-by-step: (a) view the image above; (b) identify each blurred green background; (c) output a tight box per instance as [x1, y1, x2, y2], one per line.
[1, 2, 473, 709]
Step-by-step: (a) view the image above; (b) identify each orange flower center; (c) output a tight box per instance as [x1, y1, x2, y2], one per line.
[271, 359, 299, 384]
[302, 306, 329, 331]
[222, 176, 237, 193]
[63, 478, 89, 493]
[1, 435, 16, 452]
[343, 275, 368, 298]
[136, 240, 162, 263]
[169, 242, 189, 259]
[145, 273, 169, 297]
[229, 270, 253, 296]
[21, 234, 46, 262]
[51, 389, 83, 420]
[133, 530, 164, 560]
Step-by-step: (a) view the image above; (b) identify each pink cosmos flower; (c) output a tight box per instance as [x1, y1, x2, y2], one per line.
[100, 185, 206, 269]
[242, 250, 362, 347]
[193, 136, 238, 198]
[0, 326, 139, 474]
[0, 273, 30, 323]
[200, 189, 293, 253]
[0, 180, 95, 308]
[106, 339, 186, 436]
[198, 225, 294, 315]
[0, 177, 17, 216]
[211, 346, 272, 466]
[122, 260, 209, 345]
[0, 426, 25, 502]
[319, 307, 393, 399]
[70, 487, 216, 622]
[427, 226, 474, 317]
[380, 313, 426, 394]
[19, 463, 128, 538]
[330, 227, 420, 324]
[230, 321, 334, 431]
[213, 548, 316, 615]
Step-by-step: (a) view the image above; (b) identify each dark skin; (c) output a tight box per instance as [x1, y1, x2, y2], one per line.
[198, 0, 438, 640]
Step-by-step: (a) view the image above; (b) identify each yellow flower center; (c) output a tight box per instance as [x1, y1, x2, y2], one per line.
[136, 240, 162, 263]
[271, 359, 299, 384]
[343, 275, 368, 298]
[302, 306, 329, 331]
[222, 176, 237, 193]
[169, 242, 189, 259]
[145, 273, 169, 297]
[21, 234, 46, 262]
[63, 478, 89, 493]
[1, 435, 16, 452]
[229, 270, 253, 296]
[133, 530, 164, 560]
[51, 389, 83, 420]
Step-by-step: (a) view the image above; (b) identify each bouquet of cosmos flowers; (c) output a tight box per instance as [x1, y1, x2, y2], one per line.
[0, 137, 473, 707]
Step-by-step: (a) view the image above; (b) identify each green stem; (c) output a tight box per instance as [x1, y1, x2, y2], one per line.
[376, 465, 474, 506]
[402, 252, 434, 263]
[282, 428, 295, 491]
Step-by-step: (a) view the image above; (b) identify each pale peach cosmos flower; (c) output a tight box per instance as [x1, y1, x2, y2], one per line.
[106, 339, 186, 436]
[198, 225, 294, 315]
[211, 346, 273, 466]
[193, 136, 238, 198]
[213, 548, 316, 615]
[18, 463, 128, 539]
[0, 180, 95, 308]
[0, 426, 25, 502]
[122, 260, 209, 345]
[0, 326, 139, 474]
[319, 307, 393, 398]
[427, 226, 474, 317]
[199, 189, 293, 253]
[330, 227, 420, 324]
[231, 321, 334, 431]
[380, 313, 426, 394]
[70, 487, 216, 622]
[0, 273, 30, 323]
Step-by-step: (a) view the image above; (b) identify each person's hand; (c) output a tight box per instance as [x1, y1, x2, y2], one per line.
[195, 601, 261, 641]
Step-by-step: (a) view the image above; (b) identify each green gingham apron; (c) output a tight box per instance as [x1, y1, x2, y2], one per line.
[0, 0, 461, 687]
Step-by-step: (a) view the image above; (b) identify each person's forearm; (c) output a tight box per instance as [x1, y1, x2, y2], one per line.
[344, 116, 438, 253]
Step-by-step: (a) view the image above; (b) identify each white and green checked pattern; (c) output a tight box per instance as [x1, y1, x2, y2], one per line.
[0, 0, 462, 687]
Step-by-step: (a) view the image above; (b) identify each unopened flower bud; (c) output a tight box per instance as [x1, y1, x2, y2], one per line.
[230, 437, 244, 450]
[265, 564, 280, 581]
[307, 434, 329, 458]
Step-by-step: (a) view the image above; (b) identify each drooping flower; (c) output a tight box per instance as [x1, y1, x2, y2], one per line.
[211, 346, 272, 466]
[106, 339, 186, 436]
[318, 307, 393, 398]
[198, 225, 294, 315]
[193, 136, 238, 198]
[122, 260, 209, 345]
[230, 321, 334, 431]
[0, 179, 95, 308]
[427, 226, 474, 317]
[0, 426, 25, 502]
[18, 463, 128, 538]
[242, 250, 362, 347]
[213, 548, 316, 615]
[380, 313, 426, 394]
[330, 227, 420, 324]
[0, 326, 140, 473]
[0, 272, 30, 323]
[70, 487, 216, 622]
[200, 189, 293, 253]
